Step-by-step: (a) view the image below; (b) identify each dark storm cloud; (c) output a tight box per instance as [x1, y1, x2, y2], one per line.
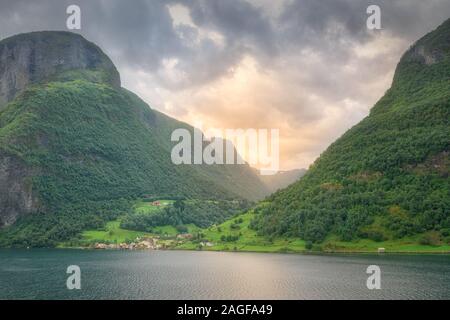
[188, 0, 277, 55]
[1, 0, 450, 168]
[0, 0, 188, 74]
[1, 0, 450, 89]
[277, 0, 450, 62]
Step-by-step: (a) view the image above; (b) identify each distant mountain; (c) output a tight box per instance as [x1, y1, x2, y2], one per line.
[0, 31, 268, 246]
[257, 169, 306, 193]
[253, 19, 450, 244]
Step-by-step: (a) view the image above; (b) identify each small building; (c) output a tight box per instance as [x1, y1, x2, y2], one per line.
[378, 248, 386, 254]
[152, 201, 161, 206]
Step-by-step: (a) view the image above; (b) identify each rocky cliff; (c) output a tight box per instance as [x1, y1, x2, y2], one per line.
[0, 151, 39, 227]
[0, 31, 120, 110]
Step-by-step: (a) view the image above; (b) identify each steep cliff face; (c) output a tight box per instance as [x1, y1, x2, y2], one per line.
[0, 31, 120, 110]
[0, 31, 121, 226]
[0, 151, 39, 227]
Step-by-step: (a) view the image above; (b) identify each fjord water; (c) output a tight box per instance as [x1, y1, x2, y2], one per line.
[0, 250, 448, 299]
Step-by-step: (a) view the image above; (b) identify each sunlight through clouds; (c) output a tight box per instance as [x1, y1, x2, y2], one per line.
[1, 0, 449, 169]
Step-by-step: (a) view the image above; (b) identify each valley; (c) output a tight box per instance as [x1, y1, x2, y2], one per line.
[1, 22, 449, 255]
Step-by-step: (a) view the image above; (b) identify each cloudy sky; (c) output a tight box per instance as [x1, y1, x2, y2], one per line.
[1, 0, 450, 169]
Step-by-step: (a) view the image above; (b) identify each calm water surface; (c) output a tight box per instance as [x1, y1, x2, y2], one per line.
[0, 249, 448, 299]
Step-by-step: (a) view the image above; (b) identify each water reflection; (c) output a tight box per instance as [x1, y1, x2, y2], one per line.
[0, 249, 448, 299]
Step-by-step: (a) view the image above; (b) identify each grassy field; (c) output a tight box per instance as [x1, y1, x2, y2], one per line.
[321, 236, 450, 253]
[71, 199, 200, 246]
[77, 219, 201, 244]
[80, 220, 151, 244]
[176, 211, 450, 254]
[65, 199, 449, 254]
[134, 200, 174, 214]
[175, 211, 307, 253]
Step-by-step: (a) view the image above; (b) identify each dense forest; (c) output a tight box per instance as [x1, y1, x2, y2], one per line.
[121, 199, 250, 231]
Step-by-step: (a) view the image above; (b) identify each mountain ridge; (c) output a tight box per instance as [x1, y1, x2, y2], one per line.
[0, 31, 268, 246]
[257, 168, 306, 193]
[0, 31, 120, 109]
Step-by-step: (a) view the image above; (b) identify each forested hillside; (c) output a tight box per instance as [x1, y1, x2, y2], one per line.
[252, 19, 450, 245]
[0, 32, 268, 247]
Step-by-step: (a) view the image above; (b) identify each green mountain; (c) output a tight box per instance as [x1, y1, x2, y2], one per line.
[0, 31, 268, 247]
[252, 19, 450, 244]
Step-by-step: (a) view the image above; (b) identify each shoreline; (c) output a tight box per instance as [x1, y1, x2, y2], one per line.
[10, 245, 449, 255]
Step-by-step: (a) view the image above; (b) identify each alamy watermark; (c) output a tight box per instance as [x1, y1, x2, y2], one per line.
[171, 124, 280, 175]
[66, 265, 81, 290]
[367, 5, 382, 30]
[66, 5, 81, 30]
[366, 265, 381, 290]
